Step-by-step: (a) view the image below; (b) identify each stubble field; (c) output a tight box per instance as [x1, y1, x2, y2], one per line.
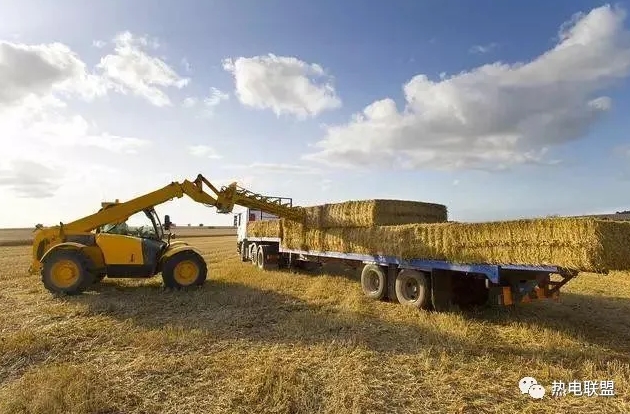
[0, 235, 629, 413]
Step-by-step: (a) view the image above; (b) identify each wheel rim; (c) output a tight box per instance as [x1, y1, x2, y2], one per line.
[366, 271, 381, 293]
[173, 260, 200, 286]
[403, 278, 419, 301]
[50, 259, 80, 288]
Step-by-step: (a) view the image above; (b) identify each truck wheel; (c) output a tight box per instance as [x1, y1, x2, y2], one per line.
[361, 264, 387, 300]
[42, 249, 93, 295]
[395, 269, 430, 309]
[250, 244, 258, 266]
[162, 250, 207, 289]
[240, 243, 249, 262]
[257, 245, 279, 271]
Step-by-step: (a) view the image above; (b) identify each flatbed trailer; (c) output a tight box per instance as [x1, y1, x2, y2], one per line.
[237, 236, 578, 311]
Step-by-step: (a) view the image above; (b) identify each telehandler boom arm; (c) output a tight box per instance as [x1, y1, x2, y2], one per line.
[58, 174, 303, 234]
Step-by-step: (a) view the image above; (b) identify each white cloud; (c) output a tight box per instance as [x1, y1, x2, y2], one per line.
[469, 43, 498, 54]
[222, 53, 341, 119]
[188, 144, 222, 159]
[96, 31, 189, 107]
[182, 87, 229, 116]
[204, 87, 229, 108]
[92, 40, 107, 48]
[0, 40, 107, 107]
[305, 5, 630, 171]
[182, 96, 198, 108]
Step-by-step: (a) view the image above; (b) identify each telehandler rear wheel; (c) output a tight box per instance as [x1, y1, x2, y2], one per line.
[42, 249, 93, 295]
[162, 250, 207, 289]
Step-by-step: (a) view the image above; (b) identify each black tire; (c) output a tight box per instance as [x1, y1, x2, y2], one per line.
[361, 264, 387, 300]
[257, 245, 278, 271]
[162, 250, 207, 289]
[41, 249, 94, 295]
[395, 269, 430, 309]
[250, 243, 258, 266]
[240, 242, 249, 262]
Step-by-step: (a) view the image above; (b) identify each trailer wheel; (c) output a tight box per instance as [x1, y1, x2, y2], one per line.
[361, 264, 387, 300]
[395, 269, 430, 309]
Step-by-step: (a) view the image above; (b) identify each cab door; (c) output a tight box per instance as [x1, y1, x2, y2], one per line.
[236, 211, 248, 243]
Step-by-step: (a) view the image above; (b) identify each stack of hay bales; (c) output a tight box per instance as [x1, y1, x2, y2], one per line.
[246, 220, 282, 238]
[246, 199, 630, 272]
[279, 199, 449, 251]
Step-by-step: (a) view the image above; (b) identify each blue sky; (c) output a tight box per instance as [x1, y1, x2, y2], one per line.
[2, 0, 630, 227]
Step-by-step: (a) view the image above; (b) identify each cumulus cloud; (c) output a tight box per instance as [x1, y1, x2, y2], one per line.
[304, 5, 630, 171]
[204, 87, 229, 108]
[0, 40, 107, 107]
[96, 31, 189, 107]
[181, 87, 229, 116]
[222, 53, 341, 118]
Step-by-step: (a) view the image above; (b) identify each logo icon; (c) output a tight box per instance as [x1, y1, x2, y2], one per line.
[519, 377, 546, 399]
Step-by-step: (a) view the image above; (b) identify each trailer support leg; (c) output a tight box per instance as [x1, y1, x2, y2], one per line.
[386, 265, 398, 302]
[431, 269, 454, 311]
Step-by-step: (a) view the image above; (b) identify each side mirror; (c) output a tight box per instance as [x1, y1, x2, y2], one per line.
[164, 214, 171, 231]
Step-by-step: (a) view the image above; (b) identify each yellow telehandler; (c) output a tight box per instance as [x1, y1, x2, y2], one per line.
[30, 174, 304, 295]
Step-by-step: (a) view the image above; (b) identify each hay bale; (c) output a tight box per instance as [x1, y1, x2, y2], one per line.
[280, 219, 305, 250]
[298, 199, 447, 228]
[246, 220, 282, 238]
[408, 219, 630, 271]
[280, 218, 630, 272]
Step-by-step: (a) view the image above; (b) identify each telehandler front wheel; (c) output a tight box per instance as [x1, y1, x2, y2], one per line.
[42, 249, 93, 295]
[162, 251, 207, 289]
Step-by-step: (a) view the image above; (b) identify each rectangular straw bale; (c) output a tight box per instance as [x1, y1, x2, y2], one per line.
[280, 219, 304, 250]
[246, 220, 282, 238]
[282, 217, 630, 272]
[404, 218, 630, 272]
[299, 199, 447, 229]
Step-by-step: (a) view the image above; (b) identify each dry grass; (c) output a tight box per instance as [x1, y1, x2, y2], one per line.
[1, 236, 629, 413]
